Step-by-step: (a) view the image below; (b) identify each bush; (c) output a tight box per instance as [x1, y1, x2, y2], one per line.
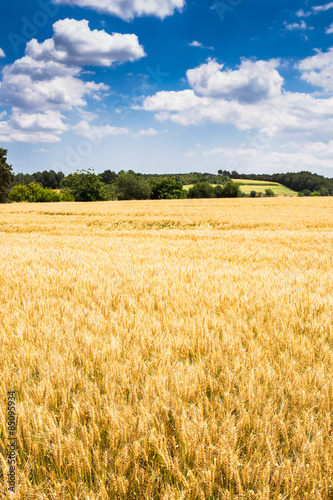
[250, 190, 257, 198]
[150, 177, 186, 199]
[310, 191, 320, 196]
[320, 187, 329, 196]
[8, 183, 73, 202]
[265, 188, 275, 197]
[187, 182, 215, 198]
[298, 192, 305, 197]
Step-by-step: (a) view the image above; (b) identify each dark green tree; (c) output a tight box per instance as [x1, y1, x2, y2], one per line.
[150, 177, 186, 199]
[0, 149, 14, 203]
[250, 190, 257, 198]
[101, 170, 117, 185]
[215, 181, 242, 198]
[187, 182, 215, 198]
[116, 171, 152, 200]
[265, 188, 275, 197]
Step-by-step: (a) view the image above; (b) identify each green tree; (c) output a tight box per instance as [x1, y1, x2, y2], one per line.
[187, 182, 215, 198]
[215, 181, 242, 198]
[150, 177, 186, 199]
[265, 188, 275, 197]
[0, 149, 14, 203]
[116, 171, 152, 200]
[62, 169, 107, 201]
[250, 190, 257, 198]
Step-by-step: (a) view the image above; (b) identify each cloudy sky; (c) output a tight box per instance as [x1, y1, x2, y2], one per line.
[1, 0, 333, 176]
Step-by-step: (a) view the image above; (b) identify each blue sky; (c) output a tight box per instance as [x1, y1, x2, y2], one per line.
[1, 0, 333, 176]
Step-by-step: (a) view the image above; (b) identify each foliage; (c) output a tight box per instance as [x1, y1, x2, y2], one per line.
[0, 148, 14, 203]
[62, 169, 107, 202]
[250, 190, 257, 197]
[116, 170, 152, 200]
[302, 189, 311, 197]
[187, 182, 215, 198]
[217, 181, 242, 198]
[100, 170, 117, 185]
[8, 183, 73, 202]
[150, 177, 186, 199]
[265, 188, 275, 197]
[12, 170, 64, 189]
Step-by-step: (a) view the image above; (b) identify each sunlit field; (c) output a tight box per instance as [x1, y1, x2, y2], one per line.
[184, 181, 297, 196]
[1, 198, 333, 499]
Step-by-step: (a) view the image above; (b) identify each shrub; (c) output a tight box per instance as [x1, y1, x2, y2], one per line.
[302, 189, 311, 197]
[250, 190, 257, 198]
[310, 191, 320, 196]
[265, 188, 275, 197]
[8, 183, 73, 202]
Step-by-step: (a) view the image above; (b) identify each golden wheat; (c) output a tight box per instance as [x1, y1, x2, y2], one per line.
[0, 198, 333, 499]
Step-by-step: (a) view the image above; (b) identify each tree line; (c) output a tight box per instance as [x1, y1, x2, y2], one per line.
[1, 146, 333, 203]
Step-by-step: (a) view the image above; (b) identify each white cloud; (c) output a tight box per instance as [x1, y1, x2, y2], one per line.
[133, 127, 158, 137]
[297, 47, 333, 91]
[188, 41, 203, 48]
[34, 148, 51, 152]
[186, 59, 283, 103]
[201, 144, 333, 174]
[313, 2, 333, 13]
[183, 151, 195, 157]
[296, 9, 312, 17]
[140, 57, 333, 139]
[326, 23, 333, 34]
[284, 20, 312, 31]
[26, 19, 146, 67]
[188, 41, 214, 50]
[73, 120, 130, 139]
[0, 56, 108, 112]
[0, 109, 68, 143]
[52, 0, 185, 21]
[0, 48, 5, 58]
[0, 19, 146, 143]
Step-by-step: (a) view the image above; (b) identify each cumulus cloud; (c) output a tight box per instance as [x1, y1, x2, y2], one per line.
[140, 57, 333, 138]
[52, 0, 185, 21]
[0, 19, 146, 143]
[297, 47, 333, 92]
[186, 59, 283, 103]
[0, 48, 5, 58]
[26, 19, 146, 67]
[0, 109, 68, 143]
[0, 56, 108, 112]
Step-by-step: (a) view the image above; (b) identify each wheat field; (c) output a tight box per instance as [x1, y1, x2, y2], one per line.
[0, 198, 333, 499]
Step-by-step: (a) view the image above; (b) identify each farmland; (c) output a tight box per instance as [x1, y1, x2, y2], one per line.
[0, 198, 333, 499]
[184, 180, 297, 196]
